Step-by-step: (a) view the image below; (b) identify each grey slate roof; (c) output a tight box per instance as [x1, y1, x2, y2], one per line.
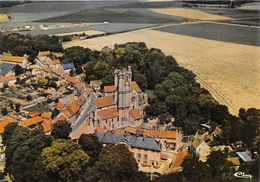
[236, 152, 253, 163]
[96, 132, 161, 152]
[0, 63, 16, 76]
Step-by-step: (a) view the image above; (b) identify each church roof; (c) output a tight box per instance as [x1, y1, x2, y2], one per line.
[97, 108, 118, 121]
[131, 81, 142, 93]
[104, 85, 115, 93]
[130, 109, 142, 120]
[96, 96, 115, 109]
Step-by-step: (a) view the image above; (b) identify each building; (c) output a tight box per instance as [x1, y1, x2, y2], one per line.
[191, 137, 211, 162]
[1, 54, 28, 67]
[124, 128, 184, 152]
[96, 132, 161, 168]
[0, 76, 16, 88]
[38, 51, 51, 58]
[62, 63, 75, 73]
[0, 63, 17, 77]
[90, 66, 145, 130]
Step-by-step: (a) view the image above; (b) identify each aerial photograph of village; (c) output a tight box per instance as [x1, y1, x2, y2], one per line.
[0, 0, 259, 181]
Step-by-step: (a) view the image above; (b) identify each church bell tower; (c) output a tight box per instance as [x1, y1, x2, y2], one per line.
[114, 66, 132, 127]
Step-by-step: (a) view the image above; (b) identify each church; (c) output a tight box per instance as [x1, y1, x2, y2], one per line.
[89, 66, 146, 130]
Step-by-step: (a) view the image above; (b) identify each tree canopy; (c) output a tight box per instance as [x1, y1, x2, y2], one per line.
[51, 120, 72, 139]
[42, 139, 89, 181]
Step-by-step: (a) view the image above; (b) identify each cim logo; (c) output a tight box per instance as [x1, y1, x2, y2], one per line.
[234, 172, 252, 179]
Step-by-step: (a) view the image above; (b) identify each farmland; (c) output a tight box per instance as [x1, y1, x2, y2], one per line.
[151, 8, 231, 20]
[155, 22, 260, 46]
[63, 27, 260, 115]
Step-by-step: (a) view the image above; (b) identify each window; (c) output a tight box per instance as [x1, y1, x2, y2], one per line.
[151, 156, 154, 161]
[137, 153, 142, 158]
[144, 154, 148, 159]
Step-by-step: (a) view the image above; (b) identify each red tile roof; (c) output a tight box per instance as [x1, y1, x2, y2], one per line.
[42, 120, 52, 133]
[51, 68, 64, 76]
[126, 128, 177, 139]
[65, 76, 78, 84]
[130, 109, 142, 120]
[97, 108, 118, 121]
[38, 51, 51, 57]
[52, 59, 61, 65]
[96, 96, 115, 109]
[42, 66, 52, 73]
[0, 76, 16, 83]
[28, 112, 41, 118]
[2, 54, 25, 63]
[104, 85, 115, 93]
[20, 116, 44, 127]
[57, 102, 65, 109]
[62, 108, 74, 118]
[131, 81, 142, 93]
[0, 117, 14, 134]
[173, 149, 188, 167]
[70, 102, 79, 114]
[95, 127, 106, 133]
[41, 112, 52, 119]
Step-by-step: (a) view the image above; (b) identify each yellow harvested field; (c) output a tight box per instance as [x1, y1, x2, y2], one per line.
[63, 29, 260, 115]
[53, 30, 105, 36]
[151, 8, 232, 21]
[0, 14, 9, 23]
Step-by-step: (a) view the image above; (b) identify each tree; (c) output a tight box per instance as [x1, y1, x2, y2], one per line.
[1, 108, 8, 116]
[26, 94, 32, 101]
[38, 76, 48, 86]
[14, 65, 24, 76]
[51, 120, 72, 139]
[14, 103, 20, 112]
[92, 144, 139, 181]
[182, 157, 212, 182]
[206, 151, 236, 181]
[2, 122, 19, 145]
[78, 134, 102, 165]
[10, 129, 53, 181]
[5, 126, 30, 174]
[42, 139, 89, 181]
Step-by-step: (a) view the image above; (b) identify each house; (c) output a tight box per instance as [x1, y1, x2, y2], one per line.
[191, 138, 211, 162]
[103, 85, 115, 96]
[20, 116, 44, 129]
[62, 63, 75, 73]
[0, 117, 14, 134]
[0, 63, 17, 77]
[125, 128, 183, 152]
[0, 76, 16, 88]
[38, 51, 51, 58]
[52, 59, 61, 68]
[1, 54, 28, 67]
[236, 151, 253, 163]
[227, 157, 241, 169]
[96, 132, 161, 168]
